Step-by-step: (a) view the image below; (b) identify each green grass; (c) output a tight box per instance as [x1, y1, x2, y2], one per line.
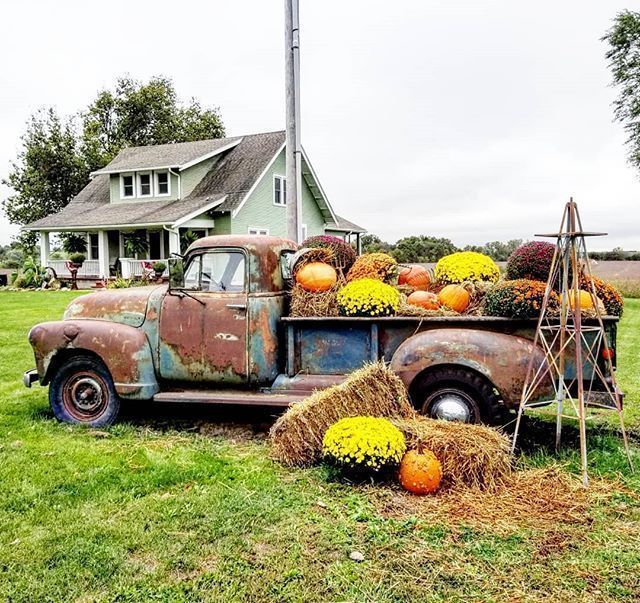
[1, 291, 639, 602]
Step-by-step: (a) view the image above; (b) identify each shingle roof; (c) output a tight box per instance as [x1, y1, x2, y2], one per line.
[91, 137, 243, 174]
[26, 131, 285, 230]
[325, 215, 367, 233]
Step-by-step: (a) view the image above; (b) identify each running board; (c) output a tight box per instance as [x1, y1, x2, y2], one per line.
[153, 389, 302, 407]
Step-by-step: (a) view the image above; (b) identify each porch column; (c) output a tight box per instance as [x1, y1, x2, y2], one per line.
[40, 231, 50, 267]
[168, 229, 180, 255]
[98, 230, 110, 279]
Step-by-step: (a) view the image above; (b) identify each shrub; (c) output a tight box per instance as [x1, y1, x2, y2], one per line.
[484, 279, 559, 319]
[580, 275, 624, 316]
[346, 252, 398, 283]
[337, 278, 400, 316]
[322, 416, 406, 473]
[68, 252, 86, 266]
[15, 257, 46, 289]
[434, 251, 500, 284]
[506, 241, 556, 281]
[302, 235, 357, 272]
[152, 261, 167, 272]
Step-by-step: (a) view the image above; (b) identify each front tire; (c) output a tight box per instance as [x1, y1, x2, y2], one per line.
[49, 356, 120, 427]
[412, 367, 506, 425]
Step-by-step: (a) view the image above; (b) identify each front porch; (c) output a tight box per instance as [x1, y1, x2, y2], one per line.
[39, 226, 211, 281]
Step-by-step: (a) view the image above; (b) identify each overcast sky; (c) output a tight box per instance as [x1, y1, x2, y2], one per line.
[1, 0, 638, 250]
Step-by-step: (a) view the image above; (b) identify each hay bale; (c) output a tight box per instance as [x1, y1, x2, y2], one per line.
[391, 416, 512, 490]
[289, 282, 341, 317]
[269, 362, 415, 466]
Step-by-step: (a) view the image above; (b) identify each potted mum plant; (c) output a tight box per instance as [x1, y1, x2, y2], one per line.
[152, 261, 166, 279]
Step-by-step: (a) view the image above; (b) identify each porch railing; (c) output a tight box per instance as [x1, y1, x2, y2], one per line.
[120, 258, 167, 279]
[48, 260, 101, 278]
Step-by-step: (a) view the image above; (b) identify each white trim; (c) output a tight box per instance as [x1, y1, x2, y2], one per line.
[171, 195, 227, 229]
[231, 142, 286, 219]
[273, 174, 286, 207]
[154, 170, 171, 197]
[90, 138, 243, 176]
[137, 172, 153, 198]
[177, 138, 243, 170]
[248, 227, 270, 235]
[120, 173, 136, 199]
[301, 223, 308, 241]
[301, 147, 338, 225]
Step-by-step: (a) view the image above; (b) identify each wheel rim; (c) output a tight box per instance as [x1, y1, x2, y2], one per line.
[61, 370, 109, 421]
[424, 388, 476, 423]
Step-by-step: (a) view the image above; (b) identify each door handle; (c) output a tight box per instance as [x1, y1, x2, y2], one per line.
[226, 303, 247, 310]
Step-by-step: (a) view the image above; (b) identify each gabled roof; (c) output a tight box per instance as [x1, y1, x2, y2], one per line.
[325, 215, 367, 233]
[91, 137, 243, 175]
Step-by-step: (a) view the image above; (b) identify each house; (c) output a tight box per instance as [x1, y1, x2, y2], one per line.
[24, 130, 365, 280]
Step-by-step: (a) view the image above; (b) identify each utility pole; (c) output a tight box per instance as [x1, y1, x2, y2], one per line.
[285, 0, 302, 242]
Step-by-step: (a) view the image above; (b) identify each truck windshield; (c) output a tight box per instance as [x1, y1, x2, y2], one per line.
[183, 251, 246, 292]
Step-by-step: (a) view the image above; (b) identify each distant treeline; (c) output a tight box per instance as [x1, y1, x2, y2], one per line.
[361, 236, 640, 264]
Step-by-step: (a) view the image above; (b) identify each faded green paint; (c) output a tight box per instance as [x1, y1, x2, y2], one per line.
[212, 213, 232, 234]
[109, 172, 180, 203]
[230, 150, 326, 237]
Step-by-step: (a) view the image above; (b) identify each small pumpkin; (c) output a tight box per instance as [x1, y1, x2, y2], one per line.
[567, 289, 604, 313]
[407, 291, 440, 310]
[295, 262, 337, 292]
[398, 265, 430, 290]
[399, 449, 443, 495]
[438, 284, 470, 313]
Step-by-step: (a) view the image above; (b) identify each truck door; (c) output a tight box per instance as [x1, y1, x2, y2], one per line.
[158, 249, 248, 383]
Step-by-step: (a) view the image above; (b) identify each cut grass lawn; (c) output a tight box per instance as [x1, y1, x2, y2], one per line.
[0, 291, 639, 602]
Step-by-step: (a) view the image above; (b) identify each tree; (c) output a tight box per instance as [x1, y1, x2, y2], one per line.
[81, 76, 225, 171]
[3, 76, 226, 246]
[465, 239, 522, 261]
[603, 11, 640, 171]
[392, 236, 458, 263]
[361, 234, 392, 254]
[2, 109, 89, 251]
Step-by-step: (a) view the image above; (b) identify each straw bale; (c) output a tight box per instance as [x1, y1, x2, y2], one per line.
[269, 362, 414, 466]
[289, 282, 341, 317]
[391, 416, 512, 490]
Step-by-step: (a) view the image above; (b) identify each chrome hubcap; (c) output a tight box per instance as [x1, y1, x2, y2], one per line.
[427, 389, 474, 422]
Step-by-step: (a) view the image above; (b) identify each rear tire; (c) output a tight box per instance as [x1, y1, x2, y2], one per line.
[412, 367, 506, 425]
[49, 356, 120, 427]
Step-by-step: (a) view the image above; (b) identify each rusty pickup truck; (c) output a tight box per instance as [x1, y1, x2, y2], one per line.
[24, 235, 619, 427]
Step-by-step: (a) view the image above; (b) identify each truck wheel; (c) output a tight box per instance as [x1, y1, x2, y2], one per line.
[412, 368, 505, 425]
[49, 356, 120, 427]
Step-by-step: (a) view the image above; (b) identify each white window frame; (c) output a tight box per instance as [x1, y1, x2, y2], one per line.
[154, 171, 171, 197]
[120, 173, 136, 199]
[301, 223, 308, 241]
[137, 172, 153, 198]
[273, 174, 286, 206]
[248, 227, 269, 235]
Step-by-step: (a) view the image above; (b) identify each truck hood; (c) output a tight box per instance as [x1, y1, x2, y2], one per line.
[63, 285, 166, 327]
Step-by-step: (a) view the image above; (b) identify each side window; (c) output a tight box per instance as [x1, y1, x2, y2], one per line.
[184, 252, 246, 292]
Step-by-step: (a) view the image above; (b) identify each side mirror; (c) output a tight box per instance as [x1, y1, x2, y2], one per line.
[168, 257, 185, 289]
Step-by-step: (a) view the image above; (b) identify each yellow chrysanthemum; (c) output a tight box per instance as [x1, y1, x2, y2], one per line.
[337, 278, 400, 317]
[434, 251, 500, 284]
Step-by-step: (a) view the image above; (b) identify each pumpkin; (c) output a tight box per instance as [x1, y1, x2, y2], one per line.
[438, 284, 470, 313]
[398, 265, 430, 290]
[295, 262, 337, 292]
[407, 291, 440, 310]
[398, 449, 443, 495]
[567, 289, 605, 313]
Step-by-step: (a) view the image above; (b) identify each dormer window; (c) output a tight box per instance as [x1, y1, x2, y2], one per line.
[274, 175, 286, 206]
[138, 172, 152, 197]
[155, 171, 170, 196]
[121, 174, 135, 198]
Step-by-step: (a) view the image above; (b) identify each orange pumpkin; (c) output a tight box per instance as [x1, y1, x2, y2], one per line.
[407, 291, 440, 310]
[295, 262, 337, 292]
[398, 265, 430, 290]
[399, 449, 442, 495]
[438, 284, 470, 313]
[567, 289, 603, 312]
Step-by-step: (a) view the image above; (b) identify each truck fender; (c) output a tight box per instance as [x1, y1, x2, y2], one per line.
[28, 320, 159, 400]
[389, 328, 550, 408]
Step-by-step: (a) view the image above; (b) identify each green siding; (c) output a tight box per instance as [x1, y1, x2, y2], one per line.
[213, 213, 232, 234]
[181, 157, 218, 198]
[231, 150, 326, 238]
